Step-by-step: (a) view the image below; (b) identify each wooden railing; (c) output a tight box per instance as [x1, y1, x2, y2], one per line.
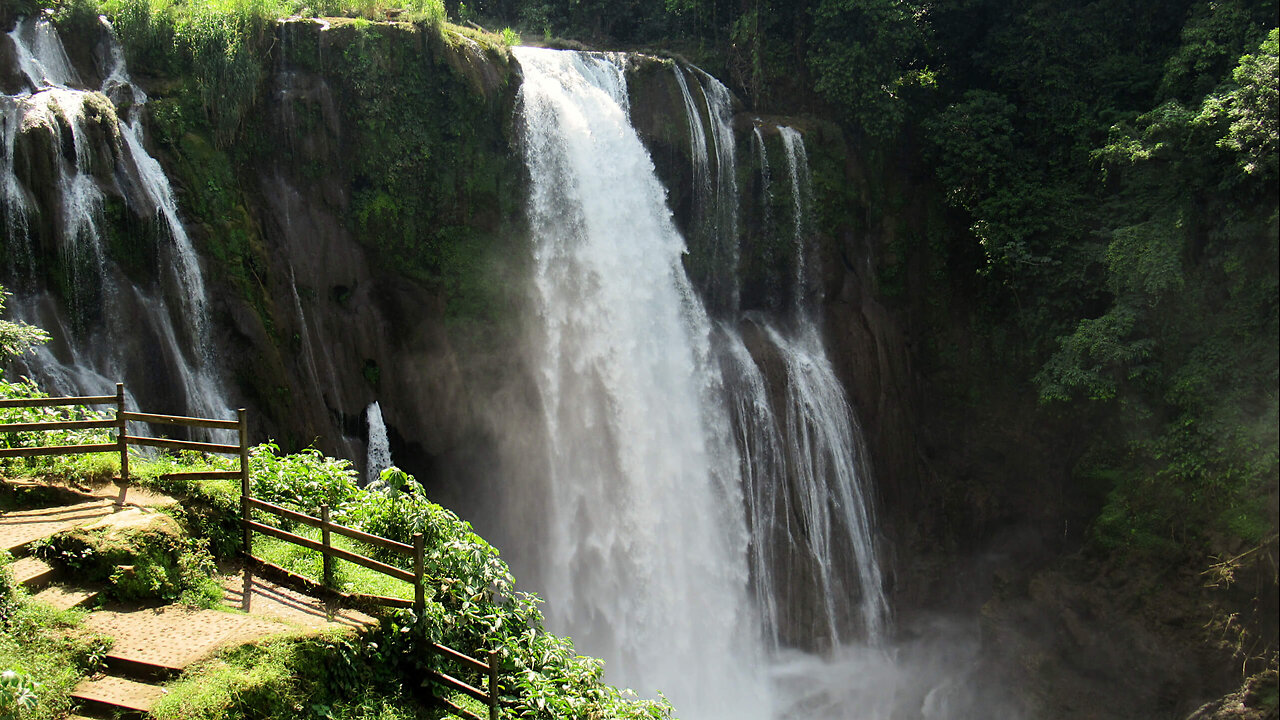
[242, 497, 428, 613]
[0, 382, 246, 505]
[0, 384, 509, 717]
[427, 642, 503, 720]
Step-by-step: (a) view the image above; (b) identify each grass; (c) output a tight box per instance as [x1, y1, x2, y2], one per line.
[150, 631, 450, 720]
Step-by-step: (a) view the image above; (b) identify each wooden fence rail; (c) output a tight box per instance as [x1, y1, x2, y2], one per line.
[428, 643, 502, 720]
[244, 496, 427, 612]
[0, 383, 507, 718]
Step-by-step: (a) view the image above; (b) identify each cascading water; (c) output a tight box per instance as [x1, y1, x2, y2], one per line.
[514, 47, 768, 720]
[8, 15, 79, 89]
[1, 17, 229, 429]
[676, 66, 740, 314]
[689, 90, 889, 650]
[511, 44, 911, 718]
[365, 401, 392, 484]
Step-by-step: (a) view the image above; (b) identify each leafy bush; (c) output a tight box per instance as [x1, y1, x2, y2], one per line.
[250, 443, 359, 516]
[0, 377, 118, 485]
[0, 289, 48, 360]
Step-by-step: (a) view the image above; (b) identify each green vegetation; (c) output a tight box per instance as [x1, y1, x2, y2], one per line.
[149, 633, 430, 720]
[35, 510, 223, 606]
[0, 292, 47, 361]
[0, 554, 111, 720]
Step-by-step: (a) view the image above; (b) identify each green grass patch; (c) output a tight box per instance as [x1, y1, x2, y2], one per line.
[150, 631, 440, 720]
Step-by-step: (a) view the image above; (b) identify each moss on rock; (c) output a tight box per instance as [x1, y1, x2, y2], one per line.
[38, 508, 220, 605]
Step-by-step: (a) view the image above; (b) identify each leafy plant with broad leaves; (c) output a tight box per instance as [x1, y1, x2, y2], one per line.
[0, 670, 40, 720]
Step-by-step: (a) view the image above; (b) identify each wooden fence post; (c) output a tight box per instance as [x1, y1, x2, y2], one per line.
[115, 383, 128, 506]
[488, 648, 500, 720]
[239, 408, 251, 556]
[321, 504, 333, 589]
[413, 532, 425, 615]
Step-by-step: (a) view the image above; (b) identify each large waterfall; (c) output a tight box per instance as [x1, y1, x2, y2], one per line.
[515, 47, 767, 719]
[512, 46, 905, 718]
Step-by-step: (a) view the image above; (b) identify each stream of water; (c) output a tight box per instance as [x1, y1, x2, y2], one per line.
[514, 45, 910, 718]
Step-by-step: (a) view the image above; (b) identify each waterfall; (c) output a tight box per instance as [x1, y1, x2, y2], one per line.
[778, 127, 815, 315]
[8, 16, 80, 89]
[752, 124, 772, 237]
[672, 65, 712, 238]
[512, 45, 903, 718]
[697, 68, 739, 259]
[1, 97, 30, 271]
[365, 401, 392, 485]
[673, 74, 888, 650]
[680, 66, 740, 314]
[513, 47, 767, 719]
[719, 326, 787, 651]
[1, 17, 229, 429]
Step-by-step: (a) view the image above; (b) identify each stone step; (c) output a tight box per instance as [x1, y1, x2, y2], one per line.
[0, 499, 117, 554]
[8, 555, 56, 589]
[31, 584, 99, 611]
[71, 675, 167, 717]
[103, 653, 180, 682]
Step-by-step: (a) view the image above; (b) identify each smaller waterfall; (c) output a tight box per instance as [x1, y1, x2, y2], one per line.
[719, 325, 787, 651]
[778, 127, 815, 315]
[2, 17, 230, 430]
[1, 97, 31, 270]
[672, 65, 712, 230]
[752, 125, 772, 232]
[25, 88, 110, 321]
[103, 18, 209, 340]
[99, 17, 227, 426]
[365, 401, 392, 485]
[8, 17, 79, 89]
[696, 69, 738, 249]
[680, 67, 742, 311]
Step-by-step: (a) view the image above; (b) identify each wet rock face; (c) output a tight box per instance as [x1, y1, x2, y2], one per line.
[626, 55, 696, 237]
[0, 36, 26, 95]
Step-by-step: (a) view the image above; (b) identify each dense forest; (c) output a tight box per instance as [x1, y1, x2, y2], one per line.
[1, 0, 1276, 717]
